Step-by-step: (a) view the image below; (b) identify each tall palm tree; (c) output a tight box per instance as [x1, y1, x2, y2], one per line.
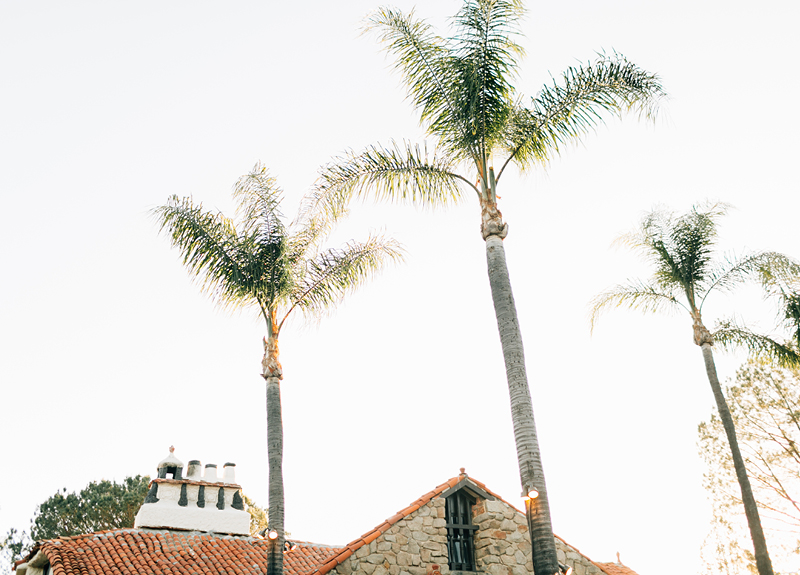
[154, 164, 402, 575]
[315, 1, 663, 572]
[590, 204, 800, 575]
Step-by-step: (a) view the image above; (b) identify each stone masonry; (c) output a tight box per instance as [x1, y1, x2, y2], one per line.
[329, 491, 604, 575]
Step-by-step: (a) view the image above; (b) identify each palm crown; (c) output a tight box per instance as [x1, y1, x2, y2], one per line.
[591, 203, 800, 366]
[318, 0, 664, 217]
[155, 164, 403, 368]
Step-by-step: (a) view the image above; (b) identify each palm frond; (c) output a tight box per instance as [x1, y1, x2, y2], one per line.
[781, 291, 800, 348]
[443, 0, 522, 156]
[284, 234, 405, 323]
[153, 196, 263, 309]
[715, 320, 800, 369]
[701, 252, 800, 308]
[315, 141, 471, 210]
[589, 280, 685, 333]
[287, 184, 354, 269]
[367, 9, 464, 147]
[499, 52, 663, 175]
[232, 163, 286, 244]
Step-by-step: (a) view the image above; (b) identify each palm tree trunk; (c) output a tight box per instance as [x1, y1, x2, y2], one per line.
[263, 328, 285, 575]
[485, 235, 559, 575]
[266, 375, 285, 575]
[700, 343, 774, 575]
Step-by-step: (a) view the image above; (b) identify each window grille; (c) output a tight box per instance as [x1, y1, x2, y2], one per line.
[445, 490, 477, 571]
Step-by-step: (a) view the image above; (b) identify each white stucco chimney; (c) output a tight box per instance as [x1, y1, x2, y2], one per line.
[134, 447, 249, 535]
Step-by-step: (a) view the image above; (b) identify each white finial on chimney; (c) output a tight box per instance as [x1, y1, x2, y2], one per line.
[157, 447, 184, 479]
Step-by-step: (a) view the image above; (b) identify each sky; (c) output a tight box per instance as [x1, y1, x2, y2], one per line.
[1, 1, 799, 574]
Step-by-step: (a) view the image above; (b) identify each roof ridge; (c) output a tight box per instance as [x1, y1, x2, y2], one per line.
[553, 534, 621, 575]
[307, 475, 497, 575]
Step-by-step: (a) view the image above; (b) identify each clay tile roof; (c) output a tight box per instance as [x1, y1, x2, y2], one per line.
[596, 562, 641, 575]
[284, 540, 343, 575]
[308, 474, 512, 575]
[25, 529, 340, 575]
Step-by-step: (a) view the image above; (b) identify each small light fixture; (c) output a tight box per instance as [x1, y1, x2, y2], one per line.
[558, 561, 573, 575]
[268, 530, 279, 540]
[522, 485, 539, 500]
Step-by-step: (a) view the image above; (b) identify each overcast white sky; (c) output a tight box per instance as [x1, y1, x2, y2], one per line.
[2, 1, 799, 574]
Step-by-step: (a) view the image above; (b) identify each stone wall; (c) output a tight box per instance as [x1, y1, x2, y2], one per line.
[331, 492, 606, 575]
[333, 496, 448, 575]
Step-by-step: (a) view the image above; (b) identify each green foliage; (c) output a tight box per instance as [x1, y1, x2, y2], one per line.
[154, 163, 404, 334]
[243, 495, 270, 536]
[699, 361, 800, 574]
[319, 0, 664, 207]
[1, 528, 31, 571]
[1, 475, 150, 569]
[783, 292, 800, 347]
[591, 203, 800, 368]
[31, 475, 150, 540]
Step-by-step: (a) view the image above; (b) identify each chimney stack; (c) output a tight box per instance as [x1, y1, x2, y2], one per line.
[134, 447, 249, 535]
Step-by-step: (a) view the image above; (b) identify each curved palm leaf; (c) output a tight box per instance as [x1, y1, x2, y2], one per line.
[316, 141, 471, 208]
[154, 196, 261, 309]
[285, 234, 404, 323]
[233, 163, 286, 241]
[589, 280, 685, 332]
[499, 53, 664, 176]
[367, 9, 460, 142]
[714, 320, 800, 369]
[700, 252, 800, 310]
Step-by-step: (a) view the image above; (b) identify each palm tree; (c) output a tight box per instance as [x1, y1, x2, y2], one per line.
[315, 1, 663, 572]
[590, 204, 800, 575]
[154, 164, 402, 575]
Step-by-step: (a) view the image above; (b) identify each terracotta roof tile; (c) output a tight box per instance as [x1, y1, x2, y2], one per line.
[595, 563, 641, 575]
[25, 530, 339, 575]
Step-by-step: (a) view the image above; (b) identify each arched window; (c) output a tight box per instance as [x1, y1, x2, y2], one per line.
[445, 490, 477, 571]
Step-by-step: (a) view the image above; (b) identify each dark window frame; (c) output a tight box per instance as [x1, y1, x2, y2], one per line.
[445, 490, 477, 571]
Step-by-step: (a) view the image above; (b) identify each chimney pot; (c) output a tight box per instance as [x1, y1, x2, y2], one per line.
[187, 460, 202, 480]
[204, 464, 218, 482]
[223, 463, 236, 483]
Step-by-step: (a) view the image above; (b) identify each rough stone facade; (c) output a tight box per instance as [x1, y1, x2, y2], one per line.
[329, 490, 603, 575]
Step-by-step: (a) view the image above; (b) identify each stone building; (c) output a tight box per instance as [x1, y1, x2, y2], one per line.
[13, 451, 640, 575]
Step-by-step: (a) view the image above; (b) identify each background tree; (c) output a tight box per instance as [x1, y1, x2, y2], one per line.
[0, 475, 149, 570]
[316, 1, 663, 572]
[699, 360, 800, 575]
[591, 203, 800, 575]
[155, 164, 401, 575]
[244, 495, 270, 536]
